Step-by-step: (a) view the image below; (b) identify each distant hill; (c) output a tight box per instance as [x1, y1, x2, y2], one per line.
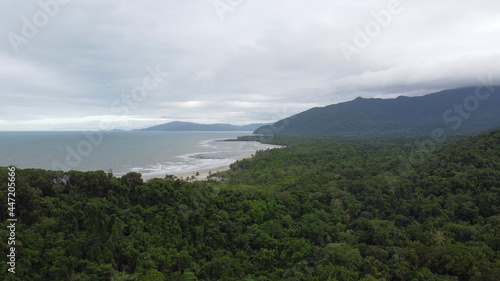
[254, 87, 500, 136]
[139, 121, 271, 131]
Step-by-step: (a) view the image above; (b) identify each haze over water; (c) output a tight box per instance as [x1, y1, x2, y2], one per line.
[0, 131, 269, 178]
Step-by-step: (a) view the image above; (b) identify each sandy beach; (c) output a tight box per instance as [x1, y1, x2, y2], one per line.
[141, 141, 283, 181]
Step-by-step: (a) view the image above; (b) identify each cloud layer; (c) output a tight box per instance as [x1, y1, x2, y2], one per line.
[1, 0, 499, 130]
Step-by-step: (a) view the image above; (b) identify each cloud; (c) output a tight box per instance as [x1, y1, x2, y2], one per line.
[1, 0, 499, 130]
[333, 53, 500, 98]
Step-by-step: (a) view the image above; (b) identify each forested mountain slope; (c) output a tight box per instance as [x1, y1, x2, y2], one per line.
[1, 130, 499, 280]
[254, 87, 500, 136]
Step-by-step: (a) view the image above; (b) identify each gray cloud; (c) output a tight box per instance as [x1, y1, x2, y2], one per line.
[1, 0, 499, 130]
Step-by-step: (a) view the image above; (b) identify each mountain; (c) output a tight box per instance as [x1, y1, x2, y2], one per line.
[139, 121, 271, 131]
[254, 87, 500, 136]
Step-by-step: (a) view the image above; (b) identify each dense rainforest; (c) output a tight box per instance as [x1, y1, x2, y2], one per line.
[1, 130, 500, 280]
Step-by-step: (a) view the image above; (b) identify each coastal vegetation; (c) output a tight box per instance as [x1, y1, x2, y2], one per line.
[1, 129, 500, 280]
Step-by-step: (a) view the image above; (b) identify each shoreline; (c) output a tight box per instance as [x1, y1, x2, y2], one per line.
[141, 153, 252, 181]
[141, 141, 283, 181]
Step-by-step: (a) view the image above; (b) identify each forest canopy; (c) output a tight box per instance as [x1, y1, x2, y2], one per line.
[1, 130, 500, 280]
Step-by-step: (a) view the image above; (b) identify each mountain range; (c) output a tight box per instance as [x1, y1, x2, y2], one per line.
[138, 121, 270, 132]
[254, 87, 500, 136]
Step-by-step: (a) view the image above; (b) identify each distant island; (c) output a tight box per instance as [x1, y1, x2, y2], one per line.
[136, 121, 272, 132]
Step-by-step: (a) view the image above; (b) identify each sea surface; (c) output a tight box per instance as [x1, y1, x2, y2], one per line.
[0, 131, 270, 177]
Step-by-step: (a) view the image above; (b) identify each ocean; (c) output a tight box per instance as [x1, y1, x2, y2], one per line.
[0, 131, 270, 178]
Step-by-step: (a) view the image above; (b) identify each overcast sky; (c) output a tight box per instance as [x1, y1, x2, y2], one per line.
[1, 0, 499, 131]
